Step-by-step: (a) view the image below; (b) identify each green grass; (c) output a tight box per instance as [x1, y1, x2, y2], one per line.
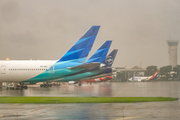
[0, 97, 177, 104]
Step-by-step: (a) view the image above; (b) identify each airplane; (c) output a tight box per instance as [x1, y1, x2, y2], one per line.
[40, 40, 112, 87]
[0, 26, 100, 89]
[128, 70, 159, 82]
[57, 49, 118, 86]
[53, 40, 113, 85]
[81, 49, 118, 84]
[81, 76, 112, 83]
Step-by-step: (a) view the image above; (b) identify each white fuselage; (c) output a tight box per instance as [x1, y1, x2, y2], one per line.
[129, 76, 150, 82]
[0, 60, 56, 82]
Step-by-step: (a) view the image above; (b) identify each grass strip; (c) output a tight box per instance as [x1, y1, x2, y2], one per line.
[0, 97, 177, 104]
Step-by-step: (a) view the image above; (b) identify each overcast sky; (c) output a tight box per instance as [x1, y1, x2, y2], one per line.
[0, 0, 180, 69]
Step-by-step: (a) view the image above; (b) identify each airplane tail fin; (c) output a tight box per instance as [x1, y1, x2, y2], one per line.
[103, 49, 118, 67]
[86, 40, 112, 63]
[57, 26, 100, 63]
[148, 70, 159, 80]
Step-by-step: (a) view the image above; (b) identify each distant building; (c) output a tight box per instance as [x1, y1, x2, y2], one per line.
[131, 66, 141, 69]
[131, 66, 144, 76]
[116, 66, 146, 82]
[167, 40, 179, 67]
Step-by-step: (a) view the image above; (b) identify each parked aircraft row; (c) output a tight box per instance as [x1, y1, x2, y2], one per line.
[67, 49, 118, 85]
[0, 26, 118, 89]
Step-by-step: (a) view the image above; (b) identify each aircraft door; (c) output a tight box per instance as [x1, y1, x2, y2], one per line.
[1, 66, 6, 74]
[49, 65, 54, 74]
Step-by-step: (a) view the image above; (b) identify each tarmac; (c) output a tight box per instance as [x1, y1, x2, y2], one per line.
[0, 81, 180, 120]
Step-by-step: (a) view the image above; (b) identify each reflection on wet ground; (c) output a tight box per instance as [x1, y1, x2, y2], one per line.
[0, 81, 180, 120]
[0, 81, 180, 98]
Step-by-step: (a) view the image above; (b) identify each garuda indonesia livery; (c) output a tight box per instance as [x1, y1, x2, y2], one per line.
[55, 43, 117, 85]
[0, 26, 100, 89]
[128, 70, 159, 82]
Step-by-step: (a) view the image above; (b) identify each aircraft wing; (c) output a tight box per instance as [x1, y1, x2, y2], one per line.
[67, 62, 100, 71]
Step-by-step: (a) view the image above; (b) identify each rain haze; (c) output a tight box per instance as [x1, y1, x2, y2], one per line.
[0, 0, 180, 69]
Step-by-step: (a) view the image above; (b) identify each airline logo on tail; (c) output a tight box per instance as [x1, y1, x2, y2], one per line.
[105, 56, 114, 65]
[103, 49, 118, 67]
[148, 70, 159, 80]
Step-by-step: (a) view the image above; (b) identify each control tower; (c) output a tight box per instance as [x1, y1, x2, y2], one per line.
[167, 40, 179, 67]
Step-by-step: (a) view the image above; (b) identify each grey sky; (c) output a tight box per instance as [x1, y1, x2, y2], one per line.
[0, 0, 180, 69]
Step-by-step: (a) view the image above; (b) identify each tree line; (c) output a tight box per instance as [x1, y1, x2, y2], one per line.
[145, 65, 180, 80]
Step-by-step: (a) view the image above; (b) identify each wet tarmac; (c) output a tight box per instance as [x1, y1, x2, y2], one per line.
[0, 81, 180, 120]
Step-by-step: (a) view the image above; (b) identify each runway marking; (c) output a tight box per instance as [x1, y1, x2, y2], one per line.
[26, 107, 47, 116]
[114, 84, 130, 97]
[123, 105, 126, 111]
[112, 116, 141, 120]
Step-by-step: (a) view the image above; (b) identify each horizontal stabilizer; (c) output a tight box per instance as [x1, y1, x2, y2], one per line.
[67, 62, 100, 71]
